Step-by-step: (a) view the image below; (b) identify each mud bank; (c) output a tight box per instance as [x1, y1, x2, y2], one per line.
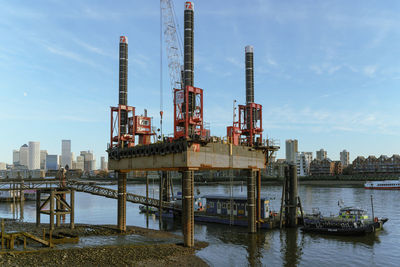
[0, 221, 209, 267]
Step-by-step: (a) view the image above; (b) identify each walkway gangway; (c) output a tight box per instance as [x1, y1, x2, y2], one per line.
[67, 182, 180, 212]
[0, 180, 180, 211]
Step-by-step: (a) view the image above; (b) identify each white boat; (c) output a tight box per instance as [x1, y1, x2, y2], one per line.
[364, 179, 400, 189]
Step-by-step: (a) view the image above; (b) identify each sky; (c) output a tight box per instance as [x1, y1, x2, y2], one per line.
[1, 0, 400, 165]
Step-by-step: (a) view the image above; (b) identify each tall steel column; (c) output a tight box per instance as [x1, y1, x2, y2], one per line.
[247, 169, 256, 233]
[117, 36, 128, 232]
[245, 45, 255, 144]
[119, 36, 128, 135]
[288, 164, 298, 227]
[182, 170, 194, 247]
[184, 1, 195, 137]
[184, 2, 194, 89]
[245, 45, 254, 104]
[117, 172, 127, 232]
[256, 170, 261, 228]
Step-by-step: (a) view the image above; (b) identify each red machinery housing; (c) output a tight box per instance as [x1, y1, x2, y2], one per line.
[174, 85, 205, 140]
[110, 105, 154, 148]
[238, 103, 263, 146]
[135, 115, 153, 145]
[110, 105, 135, 148]
[227, 123, 241, 146]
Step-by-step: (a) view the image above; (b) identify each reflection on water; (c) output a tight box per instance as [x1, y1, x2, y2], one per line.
[280, 228, 303, 267]
[0, 183, 398, 266]
[247, 234, 263, 267]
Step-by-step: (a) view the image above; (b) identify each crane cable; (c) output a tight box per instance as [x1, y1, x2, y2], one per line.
[160, 1, 163, 139]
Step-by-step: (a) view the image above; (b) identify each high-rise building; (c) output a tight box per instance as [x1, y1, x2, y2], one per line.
[285, 139, 298, 163]
[316, 149, 327, 161]
[13, 150, 20, 165]
[100, 156, 107, 171]
[40, 150, 48, 170]
[340, 150, 350, 167]
[19, 144, 29, 167]
[46, 155, 58, 170]
[28, 141, 40, 170]
[61, 140, 72, 169]
[76, 156, 84, 170]
[80, 151, 94, 172]
[0, 162, 6, 170]
[70, 152, 76, 169]
[296, 152, 313, 176]
[91, 159, 97, 171]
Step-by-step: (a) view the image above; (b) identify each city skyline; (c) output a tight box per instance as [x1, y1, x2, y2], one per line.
[4, 139, 104, 170]
[1, 1, 400, 163]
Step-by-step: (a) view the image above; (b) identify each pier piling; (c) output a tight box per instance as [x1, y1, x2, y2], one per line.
[117, 172, 127, 232]
[247, 169, 257, 233]
[182, 170, 194, 247]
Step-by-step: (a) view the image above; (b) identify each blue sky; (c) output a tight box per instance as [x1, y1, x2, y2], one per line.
[1, 0, 400, 165]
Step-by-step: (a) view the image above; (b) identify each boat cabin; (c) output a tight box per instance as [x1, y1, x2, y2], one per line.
[200, 195, 270, 219]
[338, 207, 368, 220]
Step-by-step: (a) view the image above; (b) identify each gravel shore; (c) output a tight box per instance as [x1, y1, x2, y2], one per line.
[0, 220, 209, 266]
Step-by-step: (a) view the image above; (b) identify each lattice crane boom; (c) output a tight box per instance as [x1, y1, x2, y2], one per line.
[161, 0, 183, 93]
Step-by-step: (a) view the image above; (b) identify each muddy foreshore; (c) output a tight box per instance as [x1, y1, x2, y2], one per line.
[0, 220, 209, 267]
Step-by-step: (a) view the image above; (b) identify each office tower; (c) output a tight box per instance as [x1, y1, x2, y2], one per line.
[91, 159, 97, 171]
[76, 156, 84, 170]
[285, 139, 298, 163]
[316, 149, 327, 160]
[100, 156, 107, 171]
[61, 140, 72, 169]
[0, 162, 6, 170]
[40, 150, 48, 170]
[80, 151, 94, 172]
[19, 144, 29, 167]
[340, 150, 350, 167]
[28, 141, 40, 170]
[71, 152, 76, 169]
[13, 150, 20, 165]
[296, 152, 313, 176]
[46, 155, 58, 170]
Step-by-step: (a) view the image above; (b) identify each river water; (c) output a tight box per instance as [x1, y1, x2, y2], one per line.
[0, 183, 398, 266]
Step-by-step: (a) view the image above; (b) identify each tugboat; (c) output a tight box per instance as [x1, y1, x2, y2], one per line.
[302, 207, 388, 235]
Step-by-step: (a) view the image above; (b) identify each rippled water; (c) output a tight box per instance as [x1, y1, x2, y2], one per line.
[0, 183, 398, 266]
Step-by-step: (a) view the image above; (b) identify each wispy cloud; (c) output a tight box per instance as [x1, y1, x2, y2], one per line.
[41, 43, 111, 74]
[73, 39, 110, 57]
[130, 53, 151, 70]
[263, 104, 400, 136]
[226, 57, 243, 68]
[203, 64, 232, 77]
[310, 63, 342, 75]
[267, 58, 277, 66]
[46, 45, 88, 63]
[363, 65, 377, 77]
